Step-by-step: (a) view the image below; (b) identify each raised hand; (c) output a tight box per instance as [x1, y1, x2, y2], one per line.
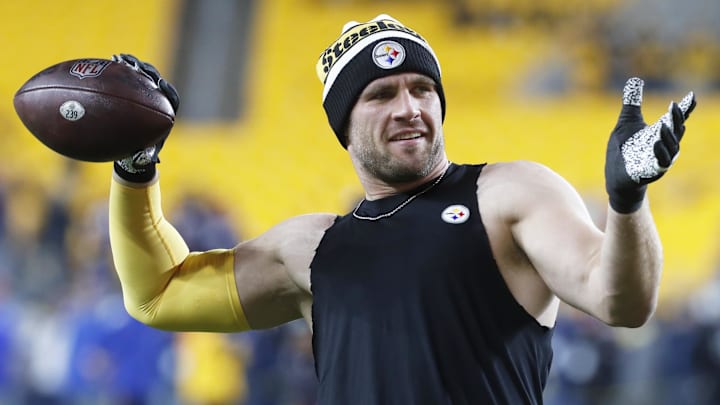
[112, 53, 179, 112]
[111, 54, 179, 182]
[604, 77, 696, 213]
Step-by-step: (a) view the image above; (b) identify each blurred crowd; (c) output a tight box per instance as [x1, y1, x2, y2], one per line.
[0, 170, 316, 405]
[451, 0, 720, 95]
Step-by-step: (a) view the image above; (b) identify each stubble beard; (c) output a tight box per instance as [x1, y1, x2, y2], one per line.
[356, 135, 445, 184]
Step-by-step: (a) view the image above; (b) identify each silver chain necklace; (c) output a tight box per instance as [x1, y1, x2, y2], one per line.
[352, 164, 451, 221]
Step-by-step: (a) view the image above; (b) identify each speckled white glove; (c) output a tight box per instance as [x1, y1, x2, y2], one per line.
[604, 77, 696, 213]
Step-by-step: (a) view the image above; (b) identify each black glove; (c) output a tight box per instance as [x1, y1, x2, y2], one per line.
[111, 53, 179, 183]
[605, 77, 696, 213]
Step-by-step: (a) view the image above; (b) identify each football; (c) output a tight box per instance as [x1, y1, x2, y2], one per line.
[13, 58, 175, 162]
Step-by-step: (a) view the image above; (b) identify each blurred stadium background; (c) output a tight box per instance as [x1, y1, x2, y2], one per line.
[1, 0, 720, 404]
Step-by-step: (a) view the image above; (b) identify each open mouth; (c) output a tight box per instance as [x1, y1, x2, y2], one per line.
[391, 132, 423, 142]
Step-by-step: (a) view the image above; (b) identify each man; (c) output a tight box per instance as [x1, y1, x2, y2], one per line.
[109, 14, 696, 404]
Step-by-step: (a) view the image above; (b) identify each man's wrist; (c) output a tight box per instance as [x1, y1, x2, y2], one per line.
[113, 161, 157, 183]
[608, 185, 646, 214]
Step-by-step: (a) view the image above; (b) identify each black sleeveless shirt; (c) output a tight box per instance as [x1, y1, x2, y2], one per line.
[310, 163, 553, 405]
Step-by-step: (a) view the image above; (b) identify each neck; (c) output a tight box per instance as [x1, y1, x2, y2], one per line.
[360, 159, 450, 201]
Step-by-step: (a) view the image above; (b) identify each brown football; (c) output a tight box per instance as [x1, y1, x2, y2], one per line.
[13, 58, 175, 162]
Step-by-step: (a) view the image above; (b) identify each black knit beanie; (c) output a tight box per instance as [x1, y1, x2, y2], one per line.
[316, 14, 446, 148]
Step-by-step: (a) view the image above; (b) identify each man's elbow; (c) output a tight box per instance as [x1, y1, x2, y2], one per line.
[123, 299, 168, 330]
[604, 299, 657, 328]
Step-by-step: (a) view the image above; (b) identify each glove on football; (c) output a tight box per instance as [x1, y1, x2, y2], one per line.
[112, 53, 179, 183]
[605, 77, 696, 213]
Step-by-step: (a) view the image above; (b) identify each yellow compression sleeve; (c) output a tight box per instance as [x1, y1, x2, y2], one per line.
[109, 175, 250, 332]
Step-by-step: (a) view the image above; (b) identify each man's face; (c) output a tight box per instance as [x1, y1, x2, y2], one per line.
[346, 72, 445, 184]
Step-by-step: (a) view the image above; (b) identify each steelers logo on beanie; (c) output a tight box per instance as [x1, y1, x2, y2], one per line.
[316, 14, 446, 148]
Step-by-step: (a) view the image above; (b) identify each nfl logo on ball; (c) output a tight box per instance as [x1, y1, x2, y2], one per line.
[69, 59, 111, 79]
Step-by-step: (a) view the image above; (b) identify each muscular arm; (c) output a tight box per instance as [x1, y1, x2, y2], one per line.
[596, 202, 661, 326]
[232, 213, 336, 329]
[109, 174, 250, 332]
[494, 161, 661, 327]
[109, 174, 333, 332]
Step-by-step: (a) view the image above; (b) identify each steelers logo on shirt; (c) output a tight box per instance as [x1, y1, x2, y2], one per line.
[441, 205, 470, 224]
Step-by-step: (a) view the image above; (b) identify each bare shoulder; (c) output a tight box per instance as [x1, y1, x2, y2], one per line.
[263, 212, 336, 274]
[476, 163, 595, 327]
[253, 212, 337, 258]
[479, 161, 580, 204]
[478, 160, 577, 196]
[267, 213, 337, 241]
[233, 212, 337, 329]
[480, 160, 564, 187]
